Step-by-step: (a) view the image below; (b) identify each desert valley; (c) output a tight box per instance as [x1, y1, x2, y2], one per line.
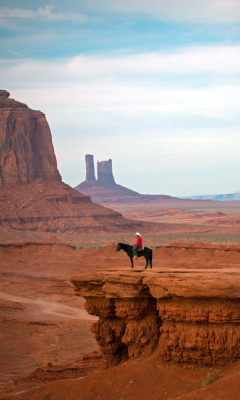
[1, 90, 240, 400]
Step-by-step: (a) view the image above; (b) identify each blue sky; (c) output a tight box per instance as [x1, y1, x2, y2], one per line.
[1, 0, 240, 197]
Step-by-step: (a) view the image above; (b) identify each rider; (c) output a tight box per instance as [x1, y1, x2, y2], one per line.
[133, 232, 142, 259]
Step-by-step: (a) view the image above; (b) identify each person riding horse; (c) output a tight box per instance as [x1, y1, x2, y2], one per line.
[133, 232, 142, 259]
[116, 242, 152, 269]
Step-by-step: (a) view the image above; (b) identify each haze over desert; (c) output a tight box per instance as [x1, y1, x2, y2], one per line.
[1, 1, 240, 399]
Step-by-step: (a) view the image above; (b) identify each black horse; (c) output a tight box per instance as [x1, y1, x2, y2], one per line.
[116, 242, 153, 269]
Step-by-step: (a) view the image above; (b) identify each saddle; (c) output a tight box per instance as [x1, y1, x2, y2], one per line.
[137, 246, 144, 251]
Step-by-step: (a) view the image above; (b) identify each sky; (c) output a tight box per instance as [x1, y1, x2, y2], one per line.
[1, 0, 240, 197]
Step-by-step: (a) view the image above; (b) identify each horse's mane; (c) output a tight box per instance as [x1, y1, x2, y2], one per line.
[118, 242, 132, 248]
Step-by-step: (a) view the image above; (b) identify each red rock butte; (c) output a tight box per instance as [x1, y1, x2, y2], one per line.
[0, 90, 145, 233]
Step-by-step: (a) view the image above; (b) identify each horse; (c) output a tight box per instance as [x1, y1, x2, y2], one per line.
[116, 242, 153, 269]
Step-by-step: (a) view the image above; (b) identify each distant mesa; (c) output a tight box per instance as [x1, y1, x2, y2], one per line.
[75, 154, 178, 204]
[0, 90, 144, 233]
[189, 193, 240, 201]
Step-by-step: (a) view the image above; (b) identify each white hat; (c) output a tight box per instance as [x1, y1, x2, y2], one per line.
[135, 232, 141, 236]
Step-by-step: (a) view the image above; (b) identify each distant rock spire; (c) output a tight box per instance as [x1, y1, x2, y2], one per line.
[97, 159, 115, 185]
[79, 155, 116, 188]
[85, 154, 96, 182]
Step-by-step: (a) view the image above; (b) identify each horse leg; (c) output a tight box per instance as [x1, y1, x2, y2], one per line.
[130, 256, 134, 269]
[144, 256, 148, 269]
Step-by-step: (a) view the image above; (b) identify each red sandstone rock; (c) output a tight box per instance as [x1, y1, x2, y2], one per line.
[71, 268, 240, 366]
[17, 351, 104, 384]
[0, 178, 146, 232]
[0, 89, 61, 185]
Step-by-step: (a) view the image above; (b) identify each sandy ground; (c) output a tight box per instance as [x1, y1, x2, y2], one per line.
[1, 201, 240, 398]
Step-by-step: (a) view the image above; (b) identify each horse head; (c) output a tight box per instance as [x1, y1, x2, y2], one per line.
[116, 243, 122, 252]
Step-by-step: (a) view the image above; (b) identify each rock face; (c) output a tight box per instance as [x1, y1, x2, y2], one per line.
[0, 89, 61, 186]
[0, 90, 145, 233]
[71, 268, 240, 366]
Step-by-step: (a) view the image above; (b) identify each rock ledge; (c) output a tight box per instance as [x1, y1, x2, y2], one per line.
[71, 268, 240, 366]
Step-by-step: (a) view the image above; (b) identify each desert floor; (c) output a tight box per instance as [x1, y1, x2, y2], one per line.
[1, 200, 240, 398]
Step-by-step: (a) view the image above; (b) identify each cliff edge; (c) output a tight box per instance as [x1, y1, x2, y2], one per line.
[71, 268, 240, 366]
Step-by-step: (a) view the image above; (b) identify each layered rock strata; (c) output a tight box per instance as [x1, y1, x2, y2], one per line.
[0, 178, 144, 233]
[71, 269, 240, 366]
[0, 89, 61, 186]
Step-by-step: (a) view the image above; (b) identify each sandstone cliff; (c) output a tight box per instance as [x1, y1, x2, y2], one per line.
[71, 267, 240, 366]
[0, 90, 61, 186]
[0, 90, 145, 233]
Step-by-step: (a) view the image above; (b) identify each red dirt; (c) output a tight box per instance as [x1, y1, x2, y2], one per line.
[121, 207, 240, 227]
[1, 237, 240, 399]
[1, 358, 240, 400]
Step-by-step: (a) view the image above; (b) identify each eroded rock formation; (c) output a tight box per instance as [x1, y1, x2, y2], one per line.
[75, 154, 179, 204]
[79, 154, 98, 189]
[71, 268, 240, 366]
[97, 159, 115, 185]
[77, 155, 116, 189]
[85, 154, 96, 182]
[0, 89, 61, 186]
[0, 90, 144, 232]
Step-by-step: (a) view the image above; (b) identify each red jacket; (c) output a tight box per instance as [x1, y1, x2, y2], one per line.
[134, 236, 142, 247]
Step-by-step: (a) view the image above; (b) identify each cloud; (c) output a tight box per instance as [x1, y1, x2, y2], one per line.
[1, 46, 240, 195]
[1, 46, 240, 122]
[0, 5, 89, 23]
[2, 1, 240, 26]
[68, 46, 240, 76]
[2, 45, 240, 82]
[89, 0, 240, 24]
